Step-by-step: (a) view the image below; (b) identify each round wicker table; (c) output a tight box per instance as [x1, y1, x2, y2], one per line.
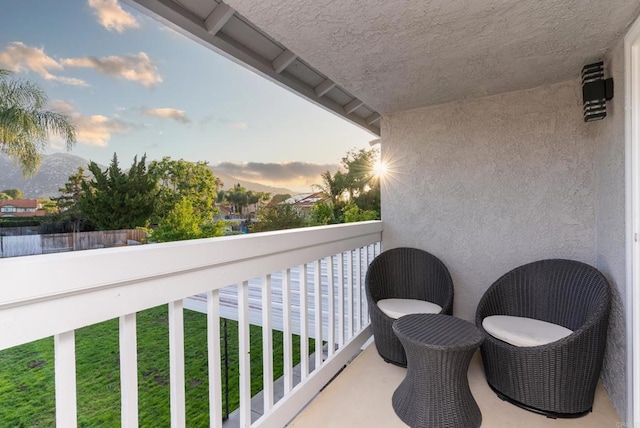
[392, 314, 483, 428]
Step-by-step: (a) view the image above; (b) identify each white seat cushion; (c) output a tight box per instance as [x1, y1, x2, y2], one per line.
[377, 298, 442, 319]
[482, 315, 573, 347]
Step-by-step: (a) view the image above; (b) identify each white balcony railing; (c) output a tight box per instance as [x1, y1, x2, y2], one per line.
[0, 221, 383, 427]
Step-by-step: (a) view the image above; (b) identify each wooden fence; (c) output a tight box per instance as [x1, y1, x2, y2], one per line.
[0, 229, 147, 258]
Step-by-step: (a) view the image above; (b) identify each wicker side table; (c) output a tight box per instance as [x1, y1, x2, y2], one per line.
[392, 314, 483, 428]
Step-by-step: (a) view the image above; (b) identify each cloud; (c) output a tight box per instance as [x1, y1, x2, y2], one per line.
[199, 115, 248, 130]
[88, 0, 140, 33]
[141, 107, 190, 124]
[0, 42, 161, 88]
[215, 161, 338, 189]
[62, 52, 162, 87]
[50, 100, 133, 147]
[229, 122, 248, 130]
[0, 42, 88, 86]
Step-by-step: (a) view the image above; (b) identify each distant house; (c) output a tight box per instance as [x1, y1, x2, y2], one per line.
[0, 199, 46, 217]
[213, 204, 234, 220]
[281, 192, 329, 215]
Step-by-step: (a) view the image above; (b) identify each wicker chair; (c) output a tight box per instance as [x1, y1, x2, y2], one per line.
[365, 247, 454, 367]
[475, 259, 611, 418]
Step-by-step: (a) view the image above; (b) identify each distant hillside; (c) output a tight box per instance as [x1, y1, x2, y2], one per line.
[209, 167, 294, 196]
[0, 154, 293, 198]
[0, 153, 95, 199]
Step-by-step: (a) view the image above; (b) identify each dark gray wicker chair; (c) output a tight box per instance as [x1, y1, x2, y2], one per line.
[475, 259, 611, 418]
[365, 247, 454, 367]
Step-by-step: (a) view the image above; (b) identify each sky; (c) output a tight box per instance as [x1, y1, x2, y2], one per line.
[0, 0, 374, 192]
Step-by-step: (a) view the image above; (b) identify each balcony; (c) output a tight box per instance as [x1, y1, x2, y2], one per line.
[1, 221, 381, 427]
[290, 343, 620, 427]
[1, 220, 621, 427]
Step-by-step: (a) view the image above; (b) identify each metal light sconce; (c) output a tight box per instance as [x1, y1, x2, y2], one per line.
[582, 61, 614, 122]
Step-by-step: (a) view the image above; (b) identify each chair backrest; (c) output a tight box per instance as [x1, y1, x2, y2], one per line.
[477, 259, 610, 331]
[365, 247, 454, 308]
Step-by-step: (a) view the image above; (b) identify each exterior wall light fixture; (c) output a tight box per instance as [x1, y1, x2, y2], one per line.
[582, 61, 614, 122]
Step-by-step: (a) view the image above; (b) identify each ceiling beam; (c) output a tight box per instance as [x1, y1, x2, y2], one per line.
[315, 79, 336, 97]
[344, 99, 364, 114]
[205, 3, 235, 35]
[272, 49, 297, 74]
[366, 112, 381, 125]
[125, 0, 380, 136]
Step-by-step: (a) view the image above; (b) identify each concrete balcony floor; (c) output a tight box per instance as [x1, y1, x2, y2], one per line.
[290, 342, 620, 427]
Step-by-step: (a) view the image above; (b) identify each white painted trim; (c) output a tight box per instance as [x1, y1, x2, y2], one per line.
[315, 79, 335, 97]
[207, 290, 223, 428]
[123, 0, 380, 136]
[262, 275, 274, 411]
[272, 49, 297, 74]
[626, 15, 640, 427]
[119, 313, 138, 428]
[55, 331, 77, 428]
[169, 300, 186, 428]
[314, 259, 323, 369]
[327, 256, 335, 358]
[251, 326, 372, 428]
[0, 222, 382, 351]
[344, 98, 364, 114]
[283, 269, 293, 393]
[239, 281, 251, 428]
[300, 264, 309, 380]
[204, 2, 235, 35]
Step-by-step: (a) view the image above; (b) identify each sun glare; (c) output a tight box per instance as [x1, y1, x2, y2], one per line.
[372, 160, 388, 178]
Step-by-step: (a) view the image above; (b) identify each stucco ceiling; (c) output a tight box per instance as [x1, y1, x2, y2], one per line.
[221, 0, 640, 115]
[130, 0, 640, 125]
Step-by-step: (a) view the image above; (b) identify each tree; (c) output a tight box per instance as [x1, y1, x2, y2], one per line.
[314, 148, 381, 222]
[79, 153, 157, 230]
[224, 184, 249, 216]
[310, 201, 336, 225]
[150, 197, 226, 243]
[0, 188, 23, 199]
[342, 203, 379, 223]
[51, 167, 90, 232]
[0, 69, 76, 176]
[148, 157, 221, 223]
[39, 199, 58, 214]
[250, 204, 306, 232]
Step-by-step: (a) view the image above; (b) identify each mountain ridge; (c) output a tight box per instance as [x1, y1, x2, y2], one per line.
[0, 153, 295, 199]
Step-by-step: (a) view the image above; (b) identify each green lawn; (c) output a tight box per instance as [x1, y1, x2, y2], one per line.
[0, 305, 313, 427]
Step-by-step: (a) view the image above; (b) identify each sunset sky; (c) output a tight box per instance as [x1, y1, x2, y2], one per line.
[0, 0, 374, 191]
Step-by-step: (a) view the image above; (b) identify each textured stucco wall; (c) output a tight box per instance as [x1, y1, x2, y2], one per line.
[381, 69, 628, 418]
[382, 80, 597, 322]
[594, 39, 627, 418]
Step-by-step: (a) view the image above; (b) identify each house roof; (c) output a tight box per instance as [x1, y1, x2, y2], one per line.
[283, 192, 328, 207]
[0, 199, 38, 209]
[130, 0, 640, 121]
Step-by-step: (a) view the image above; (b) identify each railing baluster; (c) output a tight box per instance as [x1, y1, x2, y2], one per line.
[169, 300, 186, 428]
[327, 255, 335, 357]
[2, 223, 384, 428]
[314, 259, 323, 369]
[347, 251, 354, 339]
[238, 281, 251, 428]
[262, 275, 274, 411]
[338, 252, 345, 347]
[207, 290, 222, 428]
[119, 313, 138, 428]
[55, 330, 77, 428]
[300, 264, 309, 380]
[283, 269, 293, 393]
[356, 247, 362, 331]
[363, 245, 370, 323]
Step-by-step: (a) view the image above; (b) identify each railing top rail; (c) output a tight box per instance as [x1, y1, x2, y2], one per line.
[0, 222, 382, 350]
